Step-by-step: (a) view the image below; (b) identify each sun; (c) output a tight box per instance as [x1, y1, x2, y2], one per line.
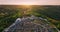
[21, 3, 33, 5]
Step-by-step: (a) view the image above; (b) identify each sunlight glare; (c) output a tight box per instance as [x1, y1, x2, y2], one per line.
[21, 2, 36, 5]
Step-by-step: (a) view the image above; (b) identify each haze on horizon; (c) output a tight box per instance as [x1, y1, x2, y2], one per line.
[0, 0, 60, 5]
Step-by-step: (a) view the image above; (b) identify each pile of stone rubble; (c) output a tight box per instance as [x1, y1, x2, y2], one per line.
[3, 15, 59, 32]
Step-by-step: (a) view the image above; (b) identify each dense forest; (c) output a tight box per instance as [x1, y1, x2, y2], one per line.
[0, 5, 60, 32]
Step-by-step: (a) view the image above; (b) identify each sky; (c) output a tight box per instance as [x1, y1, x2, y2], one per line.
[0, 0, 60, 5]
